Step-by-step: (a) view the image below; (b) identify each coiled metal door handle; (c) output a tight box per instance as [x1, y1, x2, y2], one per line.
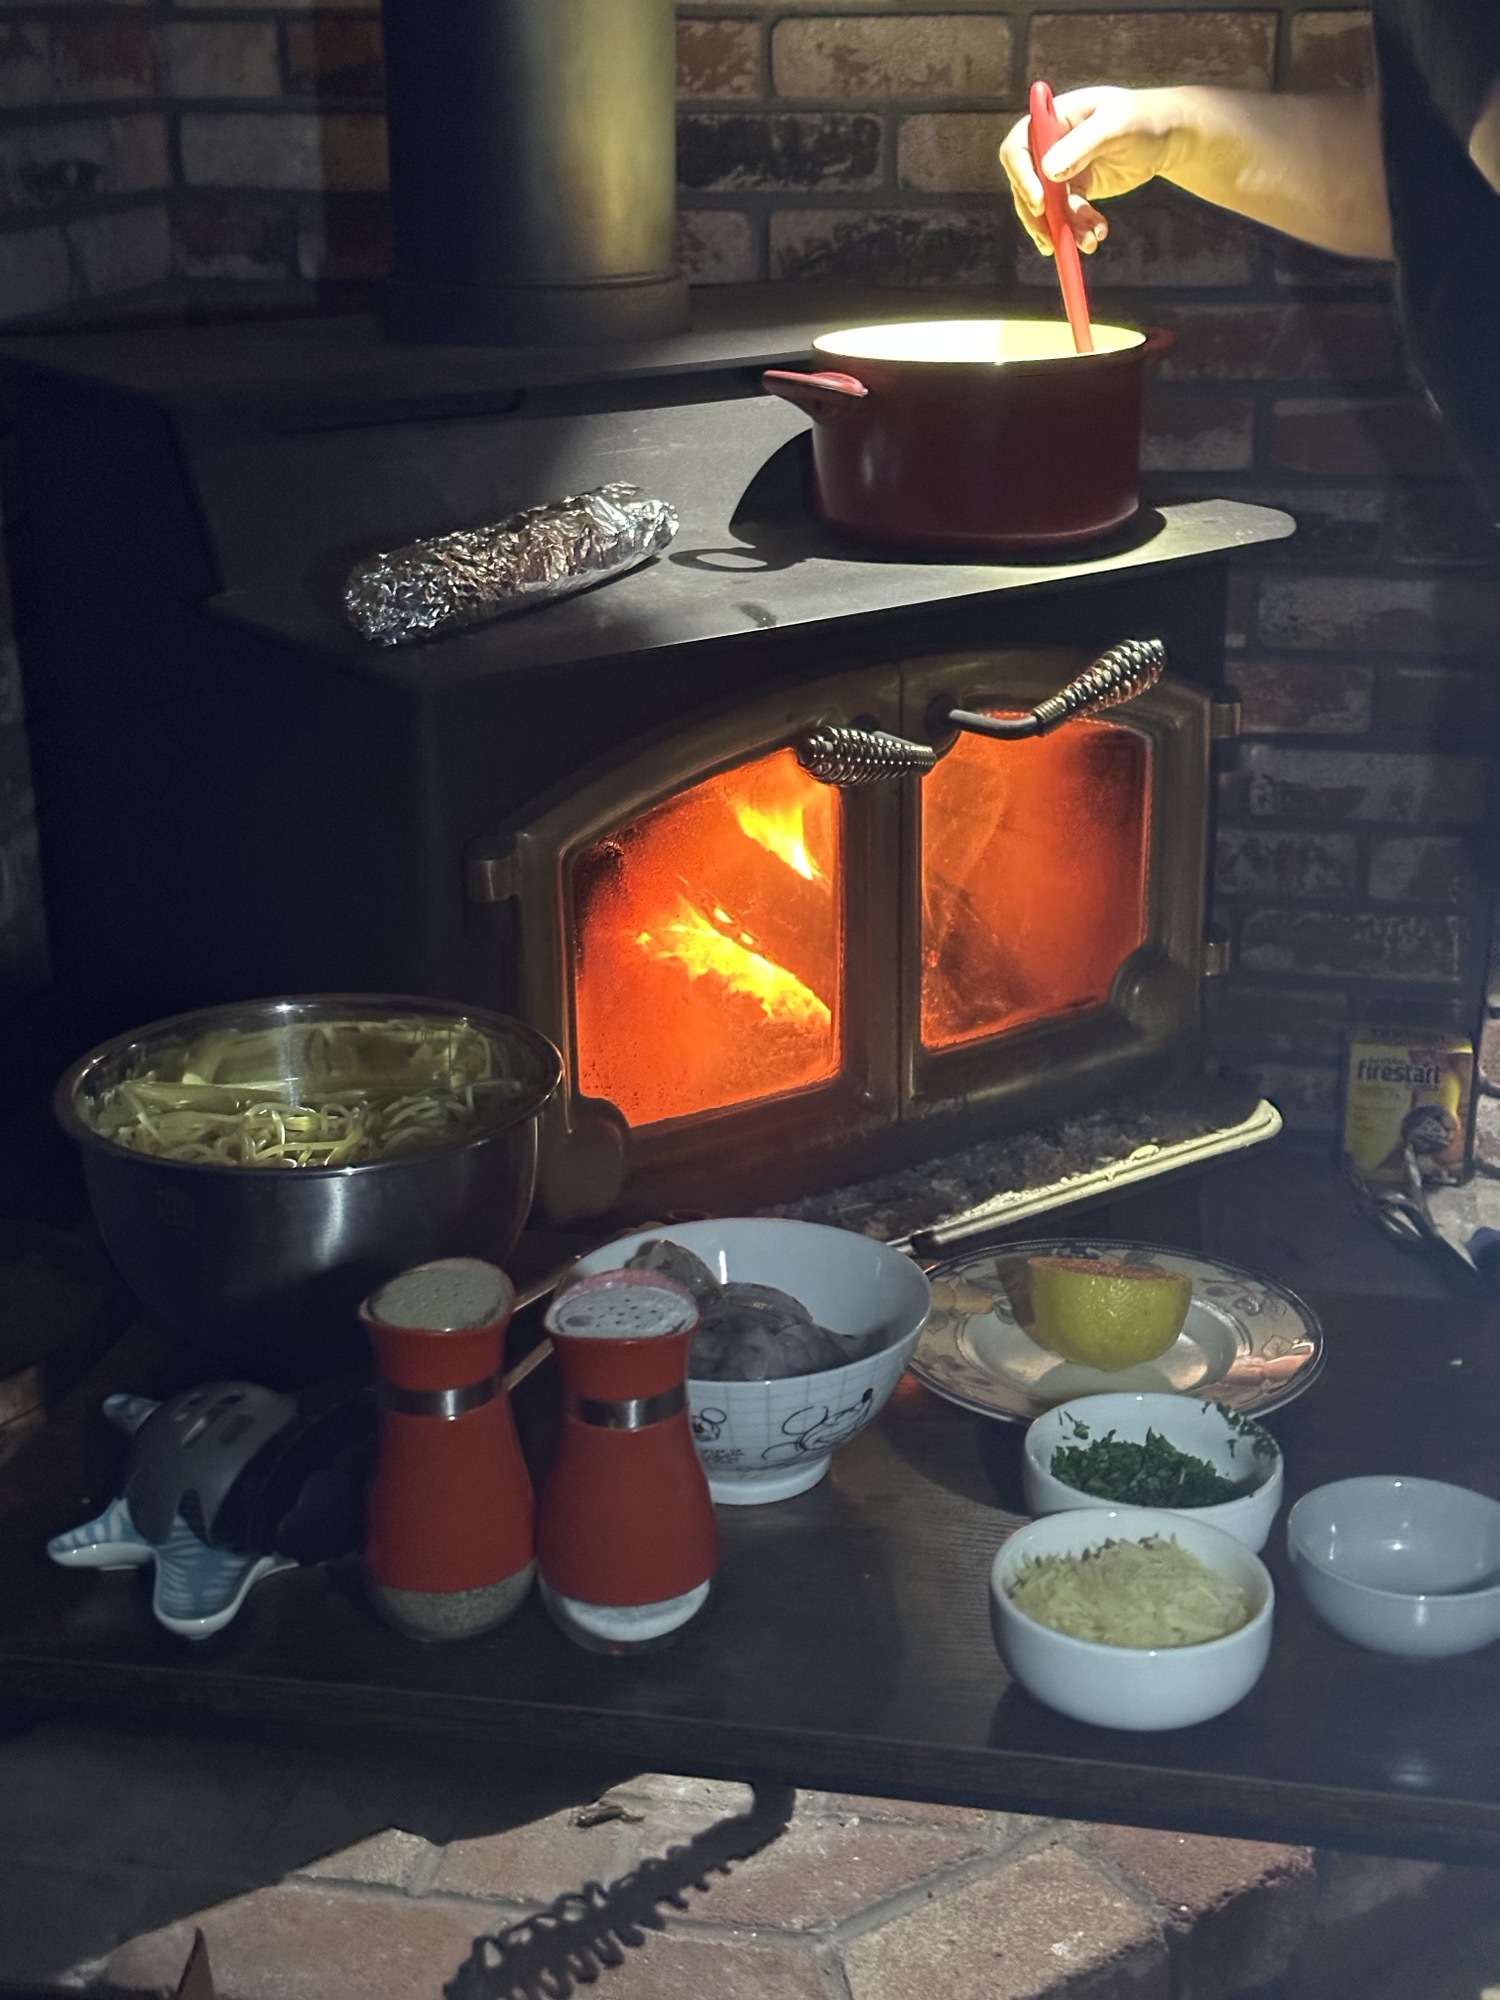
[796, 638, 1167, 787]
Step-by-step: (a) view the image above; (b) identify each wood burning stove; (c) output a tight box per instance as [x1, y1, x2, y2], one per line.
[2, 287, 1290, 1222]
[471, 646, 1217, 1221]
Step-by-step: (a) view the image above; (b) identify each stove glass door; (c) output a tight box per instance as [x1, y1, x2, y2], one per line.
[571, 747, 844, 1125]
[919, 715, 1152, 1050]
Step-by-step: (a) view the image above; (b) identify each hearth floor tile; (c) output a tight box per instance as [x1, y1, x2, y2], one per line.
[1, 1726, 1499, 2000]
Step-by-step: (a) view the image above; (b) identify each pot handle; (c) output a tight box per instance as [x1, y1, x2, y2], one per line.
[762, 369, 870, 425]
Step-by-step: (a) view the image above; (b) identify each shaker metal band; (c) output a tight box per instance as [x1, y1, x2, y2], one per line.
[571, 1384, 687, 1430]
[378, 1371, 503, 1419]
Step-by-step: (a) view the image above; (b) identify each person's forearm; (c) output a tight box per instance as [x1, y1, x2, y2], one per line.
[1160, 87, 1393, 260]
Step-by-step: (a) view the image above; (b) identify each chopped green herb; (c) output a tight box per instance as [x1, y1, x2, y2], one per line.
[1207, 1402, 1278, 1464]
[1048, 1426, 1248, 1507]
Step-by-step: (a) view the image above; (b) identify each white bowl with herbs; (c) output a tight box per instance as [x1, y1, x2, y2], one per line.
[1021, 1394, 1284, 1553]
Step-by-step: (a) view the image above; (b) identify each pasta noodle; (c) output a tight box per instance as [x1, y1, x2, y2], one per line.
[86, 1018, 532, 1168]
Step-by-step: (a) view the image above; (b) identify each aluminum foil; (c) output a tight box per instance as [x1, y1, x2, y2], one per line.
[343, 483, 679, 647]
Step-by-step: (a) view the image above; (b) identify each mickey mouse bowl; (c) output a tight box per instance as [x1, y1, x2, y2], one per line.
[568, 1218, 932, 1504]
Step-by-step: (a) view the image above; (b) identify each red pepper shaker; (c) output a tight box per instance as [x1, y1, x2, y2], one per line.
[361, 1256, 534, 1640]
[538, 1269, 716, 1652]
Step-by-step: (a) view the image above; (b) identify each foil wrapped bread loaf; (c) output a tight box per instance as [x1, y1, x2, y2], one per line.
[344, 482, 678, 647]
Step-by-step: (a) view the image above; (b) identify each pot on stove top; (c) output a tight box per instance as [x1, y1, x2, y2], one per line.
[763, 318, 1172, 556]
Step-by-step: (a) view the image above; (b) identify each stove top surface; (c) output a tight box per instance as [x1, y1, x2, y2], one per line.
[2, 284, 1028, 417]
[212, 496, 1292, 689]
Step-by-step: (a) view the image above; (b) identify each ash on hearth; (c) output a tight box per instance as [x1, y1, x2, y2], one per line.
[760, 1080, 1278, 1247]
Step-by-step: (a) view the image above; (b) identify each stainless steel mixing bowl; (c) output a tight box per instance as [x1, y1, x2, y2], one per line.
[55, 995, 562, 1385]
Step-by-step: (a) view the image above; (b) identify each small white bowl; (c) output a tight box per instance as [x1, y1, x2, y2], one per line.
[1287, 1476, 1500, 1659]
[990, 1506, 1275, 1730]
[1023, 1394, 1284, 1552]
[569, 1218, 931, 1505]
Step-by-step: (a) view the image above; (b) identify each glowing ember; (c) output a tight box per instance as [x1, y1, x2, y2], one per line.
[637, 896, 832, 1029]
[734, 801, 825, 883]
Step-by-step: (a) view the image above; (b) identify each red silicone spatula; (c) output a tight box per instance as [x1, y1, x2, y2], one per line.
[1028, 79, 1094, 355]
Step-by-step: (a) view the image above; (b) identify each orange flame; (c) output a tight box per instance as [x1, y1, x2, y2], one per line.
[636, 897, 832, 1028]
[734, 800, 825, 883]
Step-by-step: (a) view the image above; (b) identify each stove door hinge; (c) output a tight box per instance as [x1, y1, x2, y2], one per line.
[1202, 926, 1233, 978]
[1210, 694, 1242, 742]
[466, 837, 516, 905]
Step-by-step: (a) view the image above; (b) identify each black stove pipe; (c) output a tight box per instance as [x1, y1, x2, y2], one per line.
[380, 0, 689, 347]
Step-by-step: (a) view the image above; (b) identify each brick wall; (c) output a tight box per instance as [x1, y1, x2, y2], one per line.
[2, 3, 1497, 1129]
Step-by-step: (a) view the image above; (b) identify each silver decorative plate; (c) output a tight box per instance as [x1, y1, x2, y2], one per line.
[912, 1238, 1323, 1424]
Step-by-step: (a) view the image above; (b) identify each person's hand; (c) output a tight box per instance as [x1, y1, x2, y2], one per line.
[999, 86, 1187, 256]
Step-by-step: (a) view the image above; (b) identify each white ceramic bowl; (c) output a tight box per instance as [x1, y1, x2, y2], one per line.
[1286, 1476, 1500, 1659]
[1022, 1394, 1284, 1552]
[989, 1506, 1275, 1730]
[569, 1218, 931, 1505]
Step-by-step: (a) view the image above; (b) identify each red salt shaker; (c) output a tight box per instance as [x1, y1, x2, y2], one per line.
[538, 1269, 716, 1652]
[361, 1256, 535, 1640]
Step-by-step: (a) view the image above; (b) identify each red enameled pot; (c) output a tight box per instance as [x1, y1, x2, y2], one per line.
[763, 318, 1173, 555]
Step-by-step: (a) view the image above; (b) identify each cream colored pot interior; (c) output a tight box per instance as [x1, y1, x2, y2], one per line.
[812, 319, 1144, 364]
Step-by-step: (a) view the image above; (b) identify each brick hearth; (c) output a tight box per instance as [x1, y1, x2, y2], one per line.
[2, 1735, 1496, 2000]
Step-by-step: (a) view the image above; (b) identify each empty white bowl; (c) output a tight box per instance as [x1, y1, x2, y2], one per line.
[1287, 1476, 1500, 1659]
[569, 1218, 931, 1504]
[990, 1506, 1275, 1730]
[1023, 1394, 1284, 1551]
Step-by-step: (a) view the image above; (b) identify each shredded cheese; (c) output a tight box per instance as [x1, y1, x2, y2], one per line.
[1007, 1535, 1250, 1648]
